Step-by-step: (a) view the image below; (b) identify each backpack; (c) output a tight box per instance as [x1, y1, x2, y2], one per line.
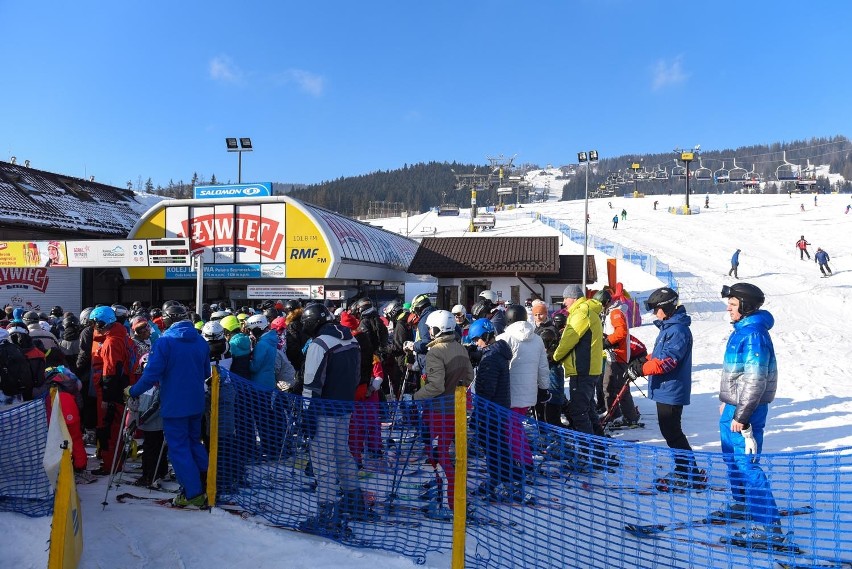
[0, 341, 32, 398]
[23, 346, 48, 398]
[46, 366, 84, 414]
[122, 332, 140, 384]
[274, 348, 295, 390]
[628, 335, 647, 362]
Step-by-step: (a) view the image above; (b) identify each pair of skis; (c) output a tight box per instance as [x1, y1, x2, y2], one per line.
[625, 506, 852, 567]
[624, 505, 814, 538]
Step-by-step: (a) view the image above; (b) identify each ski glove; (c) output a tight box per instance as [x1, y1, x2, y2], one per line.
[537, 388, 552, 405]
[123, 386, 140, 412]
[627, 358, 645, 380]
[602, 338, 614, 350]
[741, 424, 758, 459]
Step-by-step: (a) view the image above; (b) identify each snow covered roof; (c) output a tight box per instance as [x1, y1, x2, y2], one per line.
[0, 161, 165, 237]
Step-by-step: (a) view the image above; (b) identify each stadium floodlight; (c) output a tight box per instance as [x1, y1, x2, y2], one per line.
[225, 137, 253, 183]
[577, 149, 599, 291]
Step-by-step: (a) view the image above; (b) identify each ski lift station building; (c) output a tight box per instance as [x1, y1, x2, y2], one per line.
[124, 195, 419, 306]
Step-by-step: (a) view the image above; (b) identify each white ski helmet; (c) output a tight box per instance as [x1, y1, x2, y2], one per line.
[245, 314, 269, 331]
[425, 309, 456, 338]
[479, 290, 498, 304]
[451, 304, 466, 316]
[201, 320, 225, 341]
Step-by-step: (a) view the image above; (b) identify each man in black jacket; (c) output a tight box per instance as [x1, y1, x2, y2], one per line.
[299, 303, 369, 535]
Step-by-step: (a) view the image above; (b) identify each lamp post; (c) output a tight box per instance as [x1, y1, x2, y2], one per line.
[225, 137, 253, 183]
[675, 147, 698, 209]
[577, 150, 598, 292]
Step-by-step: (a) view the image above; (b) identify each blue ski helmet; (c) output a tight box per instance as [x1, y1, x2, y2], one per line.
[90, 306, 117, 330]
[468, 318, 495, 343]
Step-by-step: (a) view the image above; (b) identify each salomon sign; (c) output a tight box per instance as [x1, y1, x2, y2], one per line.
[193, 183, 273, 200]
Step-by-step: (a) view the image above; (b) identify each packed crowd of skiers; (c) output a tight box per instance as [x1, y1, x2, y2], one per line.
[0, 277, 787, 546]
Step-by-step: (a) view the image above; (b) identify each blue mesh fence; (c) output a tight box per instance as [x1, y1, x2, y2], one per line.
[533, 212, 677, 290]
[213, 367, 852, 568]
[0, 397, 53, 517]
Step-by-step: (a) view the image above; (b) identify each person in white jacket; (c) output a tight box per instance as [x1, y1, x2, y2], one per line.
[496, 304, 550, 475]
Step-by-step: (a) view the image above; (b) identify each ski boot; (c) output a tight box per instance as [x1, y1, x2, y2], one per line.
[299, 501, 351, 538]
[709, 502, 748, 521]
[339, 489, 379, 522]
[492, 483, 537, 506]
[729, 523, 796, 552]
[655, 468, 707, 492]
[171, 492, 207, 509]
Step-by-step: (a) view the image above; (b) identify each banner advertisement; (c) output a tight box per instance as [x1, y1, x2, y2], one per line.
[66, 240, 148, 267]
[165, 264, 262, 280]
[165, 203, 287, 264]
[247, 284, 311, 299]
[193, 182, 273, 200]
[0, 267, 82, 316]
[0, 240, 68, 268]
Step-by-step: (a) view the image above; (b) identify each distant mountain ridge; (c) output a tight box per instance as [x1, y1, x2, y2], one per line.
[151, 136, 850, 214]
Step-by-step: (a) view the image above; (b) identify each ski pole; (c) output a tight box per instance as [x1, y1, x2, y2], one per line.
[150, 438, 168, 493]
[102, 403, 131, 509]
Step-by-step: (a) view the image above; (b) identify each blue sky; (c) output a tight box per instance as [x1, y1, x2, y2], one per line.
[2, 1, 850, 188]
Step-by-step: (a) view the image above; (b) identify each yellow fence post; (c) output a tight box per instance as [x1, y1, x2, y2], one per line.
[451, 385, 468, 568]
[207, 364, 220, 505]
[47, 446, 83, 569]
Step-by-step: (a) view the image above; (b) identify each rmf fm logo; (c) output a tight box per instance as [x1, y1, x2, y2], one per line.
[289, 248, 327, 263]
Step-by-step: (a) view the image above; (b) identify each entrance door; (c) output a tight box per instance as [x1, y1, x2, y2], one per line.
[459, 280, 491, 311]
[437, 285, 458, 310]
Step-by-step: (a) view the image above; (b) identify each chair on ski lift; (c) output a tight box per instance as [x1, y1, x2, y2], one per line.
[693, 158, 712, 181]
[655, 165, 669, 180]
[713, 162, 730, 184]
[775, 150, 800, 181]
[795, 160, 817, 191]
[729, 159, 747, 183]
[672, 159, 687, 180]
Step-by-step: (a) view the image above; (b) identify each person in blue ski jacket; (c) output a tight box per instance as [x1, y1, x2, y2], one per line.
[628, 287, 703, 489]
[469, 317, 522, 497]
[814, 248, 832, 277]
[127, 303, 210, 508]
[729, 249, 741, 279]
[717, 283, 785, 546]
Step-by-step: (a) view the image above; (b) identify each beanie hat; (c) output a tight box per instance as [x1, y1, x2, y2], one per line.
[562, 284, 584, 299]
[229, 334, 252, 357]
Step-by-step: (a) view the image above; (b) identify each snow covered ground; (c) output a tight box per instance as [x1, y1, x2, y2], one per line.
[3, 190, 851, 568]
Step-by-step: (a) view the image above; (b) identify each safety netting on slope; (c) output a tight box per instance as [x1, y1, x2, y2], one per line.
[213, 370, 852, 568]
[0, 398, 53, 517]
[534, 212, 678, 290]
